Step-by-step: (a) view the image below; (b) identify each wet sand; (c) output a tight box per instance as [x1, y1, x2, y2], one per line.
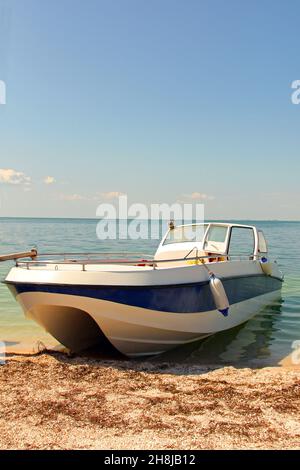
[0, 352, 300, 450]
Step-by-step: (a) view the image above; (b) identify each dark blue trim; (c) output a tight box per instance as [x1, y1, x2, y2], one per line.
[6, 275, 282, 314]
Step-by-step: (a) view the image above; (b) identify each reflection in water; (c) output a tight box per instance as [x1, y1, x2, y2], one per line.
[154, 295, 285, 367]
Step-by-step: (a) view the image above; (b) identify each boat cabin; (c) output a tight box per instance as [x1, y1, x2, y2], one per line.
[155, 223, 268, 264]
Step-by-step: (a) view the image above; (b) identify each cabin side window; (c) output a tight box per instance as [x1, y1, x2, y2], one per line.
[258, 230, 268, 254]
[228, 227, 255, 257]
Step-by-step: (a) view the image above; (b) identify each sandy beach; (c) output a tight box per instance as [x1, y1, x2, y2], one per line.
[0, 351, 300, 450]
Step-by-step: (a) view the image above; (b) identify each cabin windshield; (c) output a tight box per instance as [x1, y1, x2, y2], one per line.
[163, 224, 208, 245]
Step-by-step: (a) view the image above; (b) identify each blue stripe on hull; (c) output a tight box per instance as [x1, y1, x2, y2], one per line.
[7, 275, 282, 314]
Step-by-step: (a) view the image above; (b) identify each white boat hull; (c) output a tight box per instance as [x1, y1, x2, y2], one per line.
[11, 287, 281, 357]
[5, 259, 283, 357]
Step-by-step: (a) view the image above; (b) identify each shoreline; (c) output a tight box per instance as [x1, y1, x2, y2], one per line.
[1, 351, 300, 450]
[3, 339, 300, 369]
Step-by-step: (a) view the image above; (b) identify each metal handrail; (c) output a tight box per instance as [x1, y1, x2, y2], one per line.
[184, 246, 198, 259]
[38, 251, 152, 257]
[15, 253, 258, 271]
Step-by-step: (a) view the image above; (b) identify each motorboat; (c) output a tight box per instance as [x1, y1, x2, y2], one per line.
[3, 222, 284, 357]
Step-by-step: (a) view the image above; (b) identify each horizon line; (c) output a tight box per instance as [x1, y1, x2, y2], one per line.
[0, 216, 299, 222]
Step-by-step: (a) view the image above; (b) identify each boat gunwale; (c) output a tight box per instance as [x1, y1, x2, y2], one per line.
[2, 272, 284, 289]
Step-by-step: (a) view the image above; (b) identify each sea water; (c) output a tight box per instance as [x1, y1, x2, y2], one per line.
[0, 218, 299, 367]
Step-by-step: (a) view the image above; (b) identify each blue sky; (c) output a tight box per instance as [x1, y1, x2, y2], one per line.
[0, 0, 299, 219]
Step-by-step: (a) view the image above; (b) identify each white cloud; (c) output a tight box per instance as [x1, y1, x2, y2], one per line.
[99, 191, 126, 200]
[44, 176, 55, 185]
[180, 192, 215, 201]
[59, 193, 87, 201]
[59, 191, 126, 202]
[0, 168, 31, 185]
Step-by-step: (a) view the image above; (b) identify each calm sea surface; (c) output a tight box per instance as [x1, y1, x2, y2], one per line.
[0, 218, 299, 367]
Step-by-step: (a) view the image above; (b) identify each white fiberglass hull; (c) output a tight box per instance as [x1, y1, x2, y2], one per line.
[5, 259, 283, 357]
[14, 289, 281, 357]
